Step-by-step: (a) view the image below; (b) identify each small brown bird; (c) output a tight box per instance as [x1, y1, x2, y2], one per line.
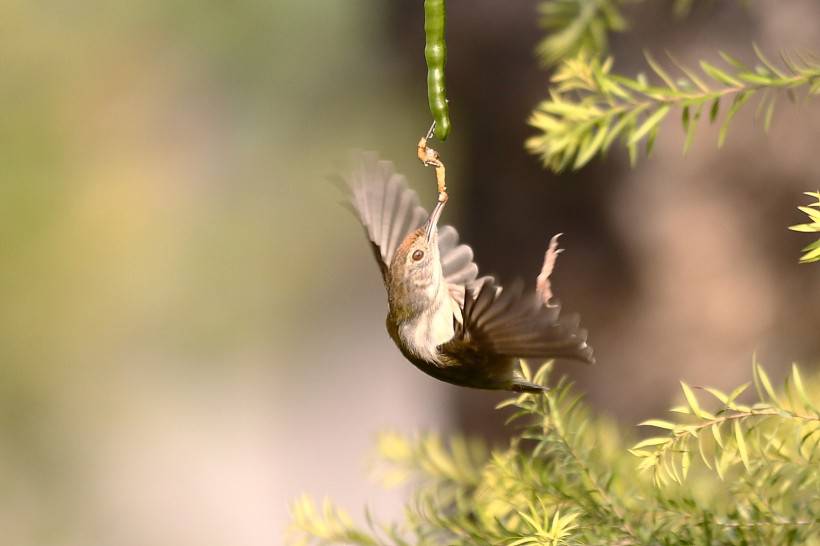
[340, 151, 594, 392]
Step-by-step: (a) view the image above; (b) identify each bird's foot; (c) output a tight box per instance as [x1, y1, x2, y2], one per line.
[417, 122, 447, 196]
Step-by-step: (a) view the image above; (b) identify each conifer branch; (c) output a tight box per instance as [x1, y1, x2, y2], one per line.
[290, 362, 820, 546]
[526, 49, 820, 171]
[536, 0, 627, 67]
[789, 191, 820, 264]
[536, 0, 703, 67]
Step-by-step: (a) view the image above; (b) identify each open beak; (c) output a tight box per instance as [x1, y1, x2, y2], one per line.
[424, 197, 446, 242]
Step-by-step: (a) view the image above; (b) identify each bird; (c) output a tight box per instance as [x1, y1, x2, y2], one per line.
[339, 151, 594, 393]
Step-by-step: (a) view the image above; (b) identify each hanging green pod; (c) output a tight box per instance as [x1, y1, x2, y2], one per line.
[424, 0, 450, 140]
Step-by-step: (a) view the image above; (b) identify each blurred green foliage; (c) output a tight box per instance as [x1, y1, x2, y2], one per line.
[290, 362, 820, 546]
[529, 1, 820, 265]
[789, 192, 820, 263]
[535, 0, 706, 67]
[536, 0, 627, 67]
[526, 49, 820, 171]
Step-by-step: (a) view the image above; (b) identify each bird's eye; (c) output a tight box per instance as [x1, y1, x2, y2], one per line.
[412, 250, 424, 261]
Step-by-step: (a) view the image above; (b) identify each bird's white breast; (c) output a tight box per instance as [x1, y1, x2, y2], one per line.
[398, 283, 459, 364]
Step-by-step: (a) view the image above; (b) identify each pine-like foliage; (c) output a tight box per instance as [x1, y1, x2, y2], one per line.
[526, 49, 820, 172]
[789, 192, 820, 264]
[535, 0, 697, 67]
[289, 362, 820, 546]
[536, 0, 627, 68]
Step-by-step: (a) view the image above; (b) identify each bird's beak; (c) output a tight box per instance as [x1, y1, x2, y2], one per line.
[425, 195, 446, 242]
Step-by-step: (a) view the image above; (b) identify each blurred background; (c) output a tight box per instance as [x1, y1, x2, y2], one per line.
[1, 1, 819, 544]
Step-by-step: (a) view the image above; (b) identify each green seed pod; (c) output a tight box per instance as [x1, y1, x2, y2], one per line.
[424, 0, 450, 140]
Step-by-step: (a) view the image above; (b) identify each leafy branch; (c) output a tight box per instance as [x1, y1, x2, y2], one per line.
[536, 0, 700, 67]
[789, 191, 820, 264]
[373, 431, 487, 488]
[630, 362, 820, 488]
[536, 0, 627, 67]
[499, 363, 641, 542]
[526, 48, 820, 172]
[290, 497, 381, 546]
[289, 362, 820, 545]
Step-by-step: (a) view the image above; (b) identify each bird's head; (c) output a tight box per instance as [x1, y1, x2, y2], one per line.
[387, 197, 446, 317]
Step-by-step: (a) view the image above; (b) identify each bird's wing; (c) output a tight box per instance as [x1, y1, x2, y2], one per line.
[436, 225, 486, 307]
[340, 152, 428, 282]
[454, 277, 595, 364]
[340, 152, 482, 296]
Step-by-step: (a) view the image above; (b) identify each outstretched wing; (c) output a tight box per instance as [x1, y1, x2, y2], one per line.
[339, 152, 428, 281]
[452, 278, 595, 364]
[340, 152, 481, 294]
[341, 152, 593, 364]
[436, 225, 484, 306]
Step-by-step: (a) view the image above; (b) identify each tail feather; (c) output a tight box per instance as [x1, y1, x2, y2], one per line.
[511, 380, 549, 394]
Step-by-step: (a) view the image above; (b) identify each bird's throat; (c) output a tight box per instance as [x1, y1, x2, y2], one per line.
[395, 284, 455, 364]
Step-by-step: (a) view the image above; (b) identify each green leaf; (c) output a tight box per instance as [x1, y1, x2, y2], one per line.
[632, 437, 671, 450]
[718, 90, 752, 147]
[790, 364, 815, 412]
[715, 450, 728, 480]
[681, 381, 707, 418]
[627, 139, 638, 167]
[700, 60, 743, 87]
[719, 51, 750, 71]
[711, 422, 724, 448]
[734, 420, 751, 472]
[709, 97, 720, 122]
[495, 399, 518, 410]
[754, 362, 779, 404]
[753, 43, 787, 78]
[697, 433, 712, 469]
[788, 223, 818, 233]
[728, 383, 749, 402]
[798, 205, 820, 221]
[702, 387, 728, 404]
[646, 125, 659, 156]
[602, 107, 646, 151]
[517, 510, 542, 533]
[664, 451, 682, 484]
[683, 103, 702, 154]
[799, 241, 820, 263]
[800, 428, 820, 457]
[629, 105, 670, 145]
[646, 51, 678, 91]
[573, 122, 609, 168]
[668, 52, 710, 92]
[507, 538, 537, 546]
[763, 94, 777, 132]
[638, 419, 677, 430]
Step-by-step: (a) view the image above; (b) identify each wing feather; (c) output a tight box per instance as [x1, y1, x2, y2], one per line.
[453, 278, 594, 364]
[341, 152, 480, 297]
[385, 179, 416, 262]
[438, 226, 480, 290]
[341, 152, 427, 281]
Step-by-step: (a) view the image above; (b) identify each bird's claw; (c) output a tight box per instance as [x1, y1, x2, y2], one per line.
[417, 125, 447, 196]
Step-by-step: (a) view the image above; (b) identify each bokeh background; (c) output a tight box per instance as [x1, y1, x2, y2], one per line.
[2, 1, 819, 544]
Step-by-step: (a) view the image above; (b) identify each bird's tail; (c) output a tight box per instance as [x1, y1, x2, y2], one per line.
[511, 380, 549, 394]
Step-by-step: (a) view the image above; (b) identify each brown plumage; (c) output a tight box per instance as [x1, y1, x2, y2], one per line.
[339, 151, 594, 392]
